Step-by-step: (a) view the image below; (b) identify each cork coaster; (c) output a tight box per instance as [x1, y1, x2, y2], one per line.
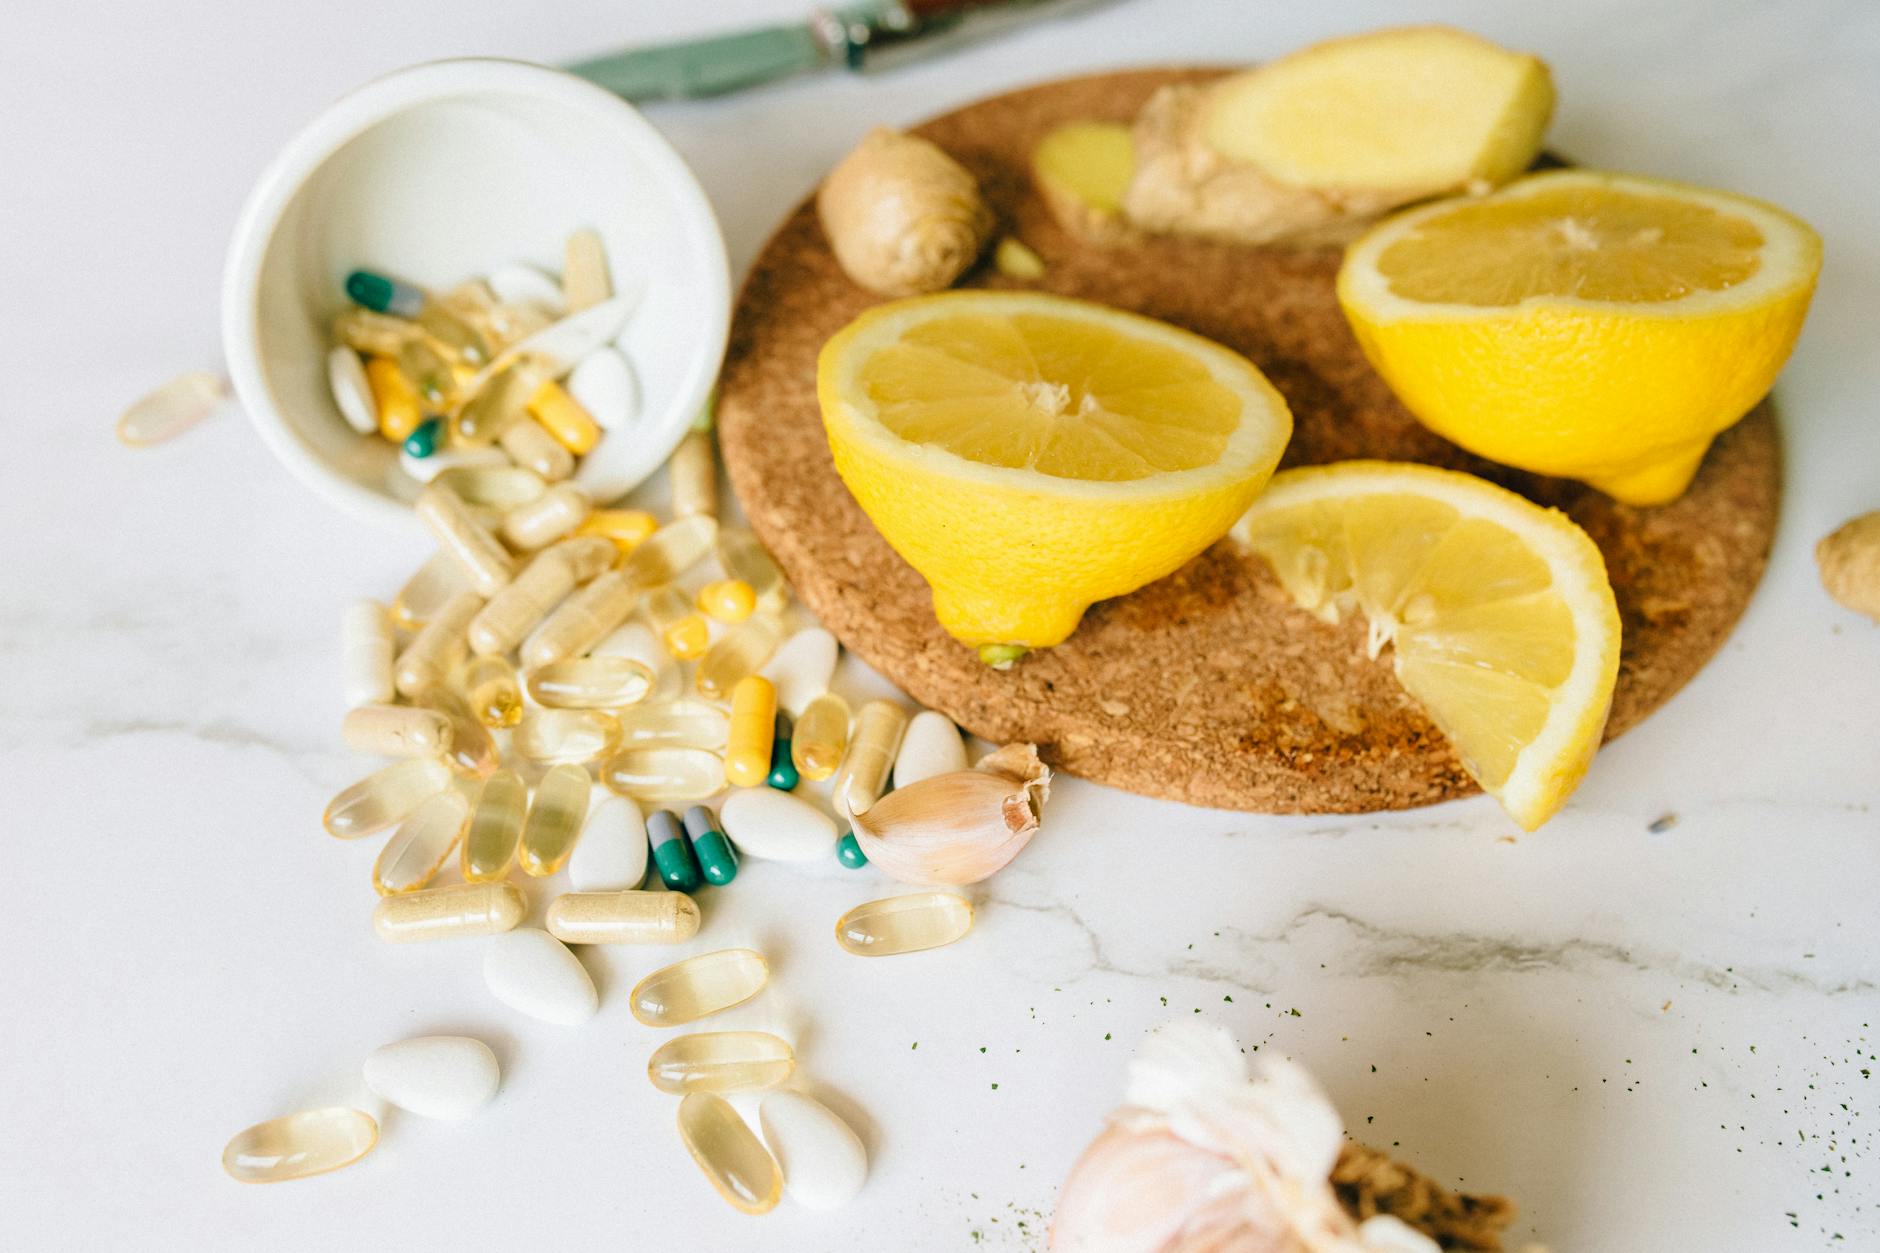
[718, 68, 1780, 814]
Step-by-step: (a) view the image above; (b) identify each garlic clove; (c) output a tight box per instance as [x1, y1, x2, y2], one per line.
[851, 743, 1049, 886]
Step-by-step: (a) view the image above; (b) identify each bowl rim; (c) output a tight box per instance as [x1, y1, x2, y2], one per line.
[220, 56, 731, 530]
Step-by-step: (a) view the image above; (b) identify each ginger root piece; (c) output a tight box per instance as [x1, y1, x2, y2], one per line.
[1124, 26, 1555, 245]
[1030, 121, 1139, 244]
[1818, 511, 1880, 623]
[817, 127, 995, 296]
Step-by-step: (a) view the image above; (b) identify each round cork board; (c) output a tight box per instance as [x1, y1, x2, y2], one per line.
[718, 67, 1780, 814]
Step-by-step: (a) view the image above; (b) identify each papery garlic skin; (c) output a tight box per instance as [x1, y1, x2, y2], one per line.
[851, 743, 1050, 885]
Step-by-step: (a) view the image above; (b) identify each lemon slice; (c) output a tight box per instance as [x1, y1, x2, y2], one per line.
[1234, 461, 1621, 830]
[819, 292, 1291, 651]
[1338, 170, 1820, 504]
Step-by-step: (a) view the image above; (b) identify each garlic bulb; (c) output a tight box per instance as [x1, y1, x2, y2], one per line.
[1050, 1023, 1442, 1253]
[816, 127, 995, 296]
[850, 743, 1049, 885]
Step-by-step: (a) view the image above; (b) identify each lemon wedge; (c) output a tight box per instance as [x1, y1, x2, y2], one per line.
[1234, 461, 1621, 830]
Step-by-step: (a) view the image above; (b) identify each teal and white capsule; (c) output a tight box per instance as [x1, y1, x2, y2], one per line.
[683, 805, 739, 886]
[767, 711, 799, 791]
[646, 808, 703, 893]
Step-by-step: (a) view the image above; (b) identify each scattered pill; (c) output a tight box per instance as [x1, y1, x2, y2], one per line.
[761, 627, 838, 715]
[514, 708, 621, 765]
[562, 228, 612, 313]
[631, 948, 770, 1027]
[698, 579, 756, 625]
[615, 700, 729, 751]
[595, 621, 684, 702]
[836, 892, 973, 956]
[832, 700, 907, 819]
[547, 889, 700, 945]
[768, 712, 800, 791]
[669, 429, 718, 520]
[650, 1032, 795, 1095]
[697, 616, 784, 701]
[453, 358, 544, 447]
[373, 788, 469, 895]
[462, 653, 523, 728]
[488, 261, 566, 315]
[462, 769, 526, 882]
[395, 589, 482, 698]
[684, 805, 739, 886]
[566, 347, 639, 430]
[715, 528, 786, 611]
[421, 686, 501, 779]
[393, 337, 458, 410]
[501, 484, 591, 551]
[483, 927, 598, 1026]
[719, 787, 838, 862]
[363, 1036, 500, 1120]
[417, 485, 516, 598]
[835, 831, 868, 869]
[519, 763, 592, 877]
[341, 600, 396, 709]
[603, 747, 727, 805]
[326, 349, 378, 435]
[678, 1092, 781, 1215]
[347, 269, 489, 365]
[342, 703, 452, 758]
[527, 654, 655, 713]
[323, 757, 453, 839]
[222, 1108, 377, 1184]
[368, 354, 426, 443]
[508, 295, 633, 374]
[403, 416, 442, 459]
[759, 1090, 868, 1211]
[469, 540, 602, 657]
[576, 507, 659, 554]
[527, 380, 601, 454]
[642, 585, 711, 660]
[724, 676, 777, 787]
[432, 463, 546, 511]
[791, 692, 851, 782]
[497, 414, 575, 481]
[645, 808, 704, 893]
[392, 552, 468, 630]
[373, 881, 526, 943]
[622, 515, 719, 589]
[894, 710, 969, 788]
[118, 370, 227, 446]
[567, 794, 649, 891]
[523, 570, 639, 669]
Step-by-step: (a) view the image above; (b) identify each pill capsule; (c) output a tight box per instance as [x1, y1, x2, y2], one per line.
[341, 600, 396, 708]
[333, 305, 418, 357]
[341, 704, 452, 758]
[417, 485, 516, 598]
[719, 787, 837, 862]
[222, 1108, 378, 1184]
[836, 892, 973, 956]
[683, 805, 739, 886]
[117, 369, 226, 446]
[724, 676, 777, 787]
[394, 588, 482, 699]
[500, 484, 591, 551]
[432, 463, 546, 511]
[468, 538, 606, 657]
[519, 763, 591, 877]
[403, 416, 442, 459]
[791, 692, 851, 782]
[483, 927, 598, 1025]
[567, 795, 649, 891]
[631, 948, 770, 1027]
[497, 414, 574, 481]
[462, 770, 526, 882]
[366, 355, 424, 442]
[514, 708, 621, 765]
[566, 348, 639, 430]
[453, 357, 544, 447]
[621, 515, 719, 589]
[373, 788, 469, 895]
[761, 627, 838, 715]
[615, 700, 729, 751]
[522, 570, 639, 669]
[668, 428, 717, 520]
[594, 622, 684, 703]
[362, 1036, 500, 1121]
[391, 551, 468, 631]
[489, 261, 566, 314]
[603, 747, 726, 805]
[641, 585, 711, 660]
[696, 616, 784, 701]
[562, 227, 613, 310]
[715, 527, 787, 611]
[547, 889, 700, 945]
[372, 881, 526, 943]
[768, 712, 799, 790]
[832, 700, 907, 819]
[697, 579, 756, 625]
[893, 710, 968, 788]
[399, 336, 466, 411]
[461, 654, 522, 728]
[404, 445, 513, 486]
[419, 686, 500, 779]
[835, 832, 868, 869]
[525, 655, 653, 709]
[759, 1090, 869, 1211]
[649, 1032, 794, 1095]
[347, 268, 490, 366]
[576, 507, 658, 555]
[526, 379, 601, 454]
[678, 1091, 781, 1214]
[644, 808, 703, 893]
[327, 348, 377, 435]
[323, 757, 452, 838]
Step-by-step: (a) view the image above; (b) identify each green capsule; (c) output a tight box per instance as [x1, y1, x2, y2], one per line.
[647, 809, 703, 893]
[835, 831, 868, 869]
[684, 806, 739, 886]
[766, 711, 799, 791]
[404, 416, 442, 458]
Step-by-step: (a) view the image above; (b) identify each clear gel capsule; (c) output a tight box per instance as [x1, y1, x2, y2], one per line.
[515, 708, 621, 765]
[342, 600, 395, 708]
[641, 585, 711, 660]
[546, 889, 700, 945]
[836, 892, 973, 956]
[525, 655, 653, 709]
[595, 622, 682, 702]
[432, 463, 546, 511]
[419, 686, 500, 779]
[497, 414, 574, 481]
[621, 515, 719, 589]
[832, 700, 907, 819]
[462, 654, 523, 728]
[323, 758, 453, 838]
[723, 676, 777, 787]
[603, 747, 726, 804]
[562, 227, 612, 312]
[678, 1093, 781, 1215]
[715, 527, 786, 610]
[668, 429, 717, 520]
[394, 588, 482, 699]
[463, 770, 527, 882]
[417, 485, 516, 598]
[696, 615, 784, 701]
[527, 379, 601, 454]
[631, 949, 770, 1027]
[341, 704, 452, 759]
[519, 763, 591, 877]
[222, 1108, 378, 1184]
[522, 570, 638, 669]
[618, 700, 729, 751]
[392, 551, 468, 630]
[373, 881, 526, 943]
[500, 484, 591, 551]
[791, 692, 851, 782]
[373, 788, 470, 894]
[118, 370, 226, 446]
[648, 1032, 794, 1095]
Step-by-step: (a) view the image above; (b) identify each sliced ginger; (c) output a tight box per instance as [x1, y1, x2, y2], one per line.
[1031, 122, 1138, 244]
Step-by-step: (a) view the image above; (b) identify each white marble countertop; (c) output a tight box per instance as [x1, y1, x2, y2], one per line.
[5, 1, 1878, 1248]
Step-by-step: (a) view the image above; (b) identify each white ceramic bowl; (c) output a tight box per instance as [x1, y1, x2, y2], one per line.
[222, 58, 730, 528]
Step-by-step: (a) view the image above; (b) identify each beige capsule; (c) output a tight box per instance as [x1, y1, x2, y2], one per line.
[341, 704, 452, 758]
[547, 890, 701, 944]
[418, 686, 501, 779]
[562, 227, 612, 312]
[668, 429, 717, 520]
[417, 485, 516, 597]
[432, 463, 546, 511]
[467, 537, 612, 658]
[391, 551, 468, 630]
[497, 415, 575, 481]
[394, 589, 483, 699]
[522, 569, 639, 669]
[500, 484, 591, 551]
[372, 881, 526, 943]
[621, 515, 718, 590]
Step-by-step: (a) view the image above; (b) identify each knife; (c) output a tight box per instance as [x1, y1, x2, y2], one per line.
[567, 0, 1114, 102]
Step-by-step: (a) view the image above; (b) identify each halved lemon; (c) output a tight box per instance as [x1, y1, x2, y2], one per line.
[1233, 461, 1621, 830]
[1339, 170, 1821, 504]
[819, 292, 1292, 653]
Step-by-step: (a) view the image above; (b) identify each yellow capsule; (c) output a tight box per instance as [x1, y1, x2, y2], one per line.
[419, 686, 500, 779]
[642, 585, 711, 660]
[697, 579, 756, 625]
[617, 700, 729, 751]
[577, 508, 659, 555]
[499, 483, 591, 551]
[677, 1092, 781, 1214]
[527, 379, 601, 454]
[341, 704, 452, 758]
[519, 763, 591, 877]
[463, 770, 527, 881]
[791, 692, 851, 783]
[323, 758, 453, 838]
[461, 654, 523, 728]
[602, 747, 726, 804]
[432, 463, 546, 511]
[394, 588, 482, 699]
[831, 699, 907, 818]
[416, 485, 516, 598]
[515, 708, 621, 765]
[373, 788, 469, 894]
[648, 1032, 794, 1095]
[631, 948, 769, 1027]
[468, 537, 612, 657]
[497, 414, 574, 481]
[525, 655, 654, 709]
[547, 889, 701, 944]
[695, 616, 784, 701]
[563, 227, 612, 312]
[622, 515, 719, 589]
[714, 528, 786, 610]
[452, 356, 545, 447]
[668, 429, 717, 520]
[372, 881, 527, 943]
[365, 356, 423, 442]
[724, 676, 777, 788]
[836, 892, 974, 956]
[223, 1108, 378, 1184]
[523, 570, 638, 669]
[391, 551, 467, 630]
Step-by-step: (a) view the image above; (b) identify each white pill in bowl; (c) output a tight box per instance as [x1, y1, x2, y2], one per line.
[488, 262, 567, 316]
[566, 348, 640, 431]
[893, 710, 968, 788]
[363, 1035, 500, 1120]
[568, 793, 649, 892]
[720, 789, 837, 861]
[483, 928, 598, 1025]
[327, 347, 378, 435]
[759, 1090, 868, 1211]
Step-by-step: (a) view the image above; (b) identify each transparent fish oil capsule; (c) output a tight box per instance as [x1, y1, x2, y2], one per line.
[546, 890, 701, 945]
[525, 656, 653, 709]
[791, 692, 851, 783]
[615, 700, 729, 751]
[715, 527, 787, 611]
[515, 709, 621, 765]
[117, 370, 226, 447]
[373, 788, 470, 895]
[830, 699, 907, 818]
[641, 585, 711, 660]
[323, 758, 453, 838]
[696, 615, 784, 701]
[373, 882, 526, 943]
[677, 1093, 782, 1214]
[518, 763, 591, 877]
[392, 551, 469, 630]
[222, 1108, 378, 1183]
[602, 747, 726, 804]
[420, 687, 500, 779]
[649, 1031, 795, 1095]
[463, 770, 527, 882]
[630, 949, 770, 1027]
[621, 515, 719, 589]
[836, 892, 974, 956]
[462, 654, 523, 728]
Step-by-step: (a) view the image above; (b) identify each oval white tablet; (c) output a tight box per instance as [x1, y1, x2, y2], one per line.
[362, 1035, 500, 1120]
[759, 1090, 867, 1211]
[893, 710, 968, 788]
[488, 262, 567, 316]
[328, 347, 378, 435]
[566, 348, 639, 431]
[720, 788, 837, 861]
[760, 628, 838, 715]
[483, 928, 598, 1025]
[567, 793, 650, 891]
